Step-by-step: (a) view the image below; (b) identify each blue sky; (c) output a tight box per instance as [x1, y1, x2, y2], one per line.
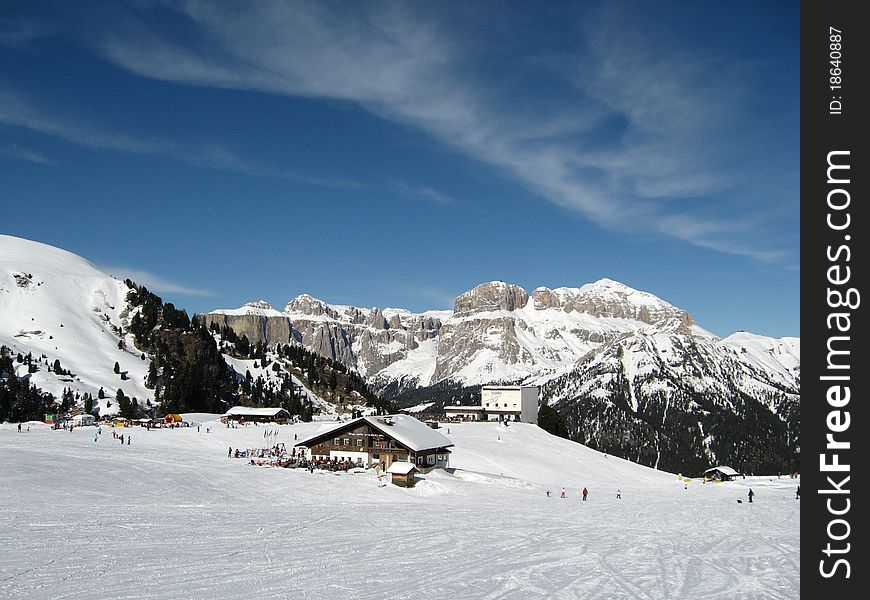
[1, 1, 799, 338]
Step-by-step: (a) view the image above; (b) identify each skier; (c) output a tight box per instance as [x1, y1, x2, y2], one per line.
[127, 435, 131, 445]
[546, 490, 551, 497]
[616, 489, 621, 499]
[748, 488, 754, 503]
[17, 423, 21, 433]
[228, 446, 233, 458]
[582, 487, 589, 501]
[94, 432, 98, 442]
[796, 485, 800, 500]
[560, 487, 566, 498]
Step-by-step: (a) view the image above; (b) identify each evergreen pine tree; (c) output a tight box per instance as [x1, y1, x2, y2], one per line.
[538, 402, 569, 439]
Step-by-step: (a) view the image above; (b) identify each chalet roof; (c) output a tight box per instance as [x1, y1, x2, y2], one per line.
[444, 405, 484, 411]
[295, 414, 454, 452]
[387, 462, 418, 475]
[224, 407, 291, 418]
[704, 466, 740, 476]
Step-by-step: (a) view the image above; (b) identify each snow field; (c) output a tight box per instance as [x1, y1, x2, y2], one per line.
[1, 420, 799, 599]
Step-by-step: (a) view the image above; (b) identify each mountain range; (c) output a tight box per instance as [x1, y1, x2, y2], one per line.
[1, 234, 799, 474]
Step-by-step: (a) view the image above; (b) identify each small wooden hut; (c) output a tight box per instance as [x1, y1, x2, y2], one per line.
[387, 462, 418, 488]
[704, 466, 741, 481]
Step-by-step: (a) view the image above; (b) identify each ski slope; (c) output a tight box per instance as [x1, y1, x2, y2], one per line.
[0, 419, 799, 599]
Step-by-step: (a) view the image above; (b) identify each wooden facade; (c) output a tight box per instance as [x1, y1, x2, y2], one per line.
[296, 417, 452, 471]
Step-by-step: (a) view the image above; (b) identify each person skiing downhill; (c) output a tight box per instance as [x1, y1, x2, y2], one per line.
[560, 488, 566, 499]
[748, 489, 754, 503]
[616, 489, 621, 499]
[582, 487, 589, 501]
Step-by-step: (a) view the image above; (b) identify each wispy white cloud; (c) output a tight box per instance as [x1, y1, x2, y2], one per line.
[81, 1, 795, 264]
[0, 18, 54, 47]
[0, 144, 56, 165]
[0, 82, 364, 189]
[8, 1, 795, 264]
[99, 265, 215, 297]
[390, 182, 459, 207]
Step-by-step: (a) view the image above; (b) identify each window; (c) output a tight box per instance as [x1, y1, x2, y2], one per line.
[334, 438, 341, 445]
[344, 438, 350, 446]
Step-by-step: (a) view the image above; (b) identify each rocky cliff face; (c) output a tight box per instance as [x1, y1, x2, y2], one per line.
[204, 278, 711, 390]
[202, 297, 446, 379]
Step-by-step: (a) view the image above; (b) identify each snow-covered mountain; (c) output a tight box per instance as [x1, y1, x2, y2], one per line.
[0, 235, 153, 414]
[0, 235, 332, 419]
[205, 278, 797, 394]
[2, 234, 799, 474]
[207, 278, 800, 475]
[537, 329, 800, 474]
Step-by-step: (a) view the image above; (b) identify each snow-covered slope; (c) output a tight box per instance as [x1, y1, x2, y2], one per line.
[1, 419, 800, 598]
[0, 235, 152, 414]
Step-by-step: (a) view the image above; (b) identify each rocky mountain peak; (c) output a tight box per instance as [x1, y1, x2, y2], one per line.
[452, 281, 529, 318]
[284, 294, 337, 319]
[244, 300, 275, 311]
[531, 279, 695, 331]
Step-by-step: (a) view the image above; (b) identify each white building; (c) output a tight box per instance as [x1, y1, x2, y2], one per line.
[443, 405, 485, 421]
[480, 385, 539, 424]
[71, 414, 95, 426]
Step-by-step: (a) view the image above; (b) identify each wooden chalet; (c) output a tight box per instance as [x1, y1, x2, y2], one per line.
[295, 415, 453, 471]
[222, 407, 292, 424]
[704, 466, 741, 481]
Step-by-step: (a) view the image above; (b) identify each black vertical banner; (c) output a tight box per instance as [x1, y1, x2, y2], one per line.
[802, 1, 866, 596]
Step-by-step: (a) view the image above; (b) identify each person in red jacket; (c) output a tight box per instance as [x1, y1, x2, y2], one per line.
[582, 487, 589, 501]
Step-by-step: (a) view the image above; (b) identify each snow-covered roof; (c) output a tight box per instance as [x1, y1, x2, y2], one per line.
[296, 414, 453, 452]
[444, 405, 484, 411]
[704, 466, 740, 476]
[387, 462, 417, 475]
[224, 407, 291, 417]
